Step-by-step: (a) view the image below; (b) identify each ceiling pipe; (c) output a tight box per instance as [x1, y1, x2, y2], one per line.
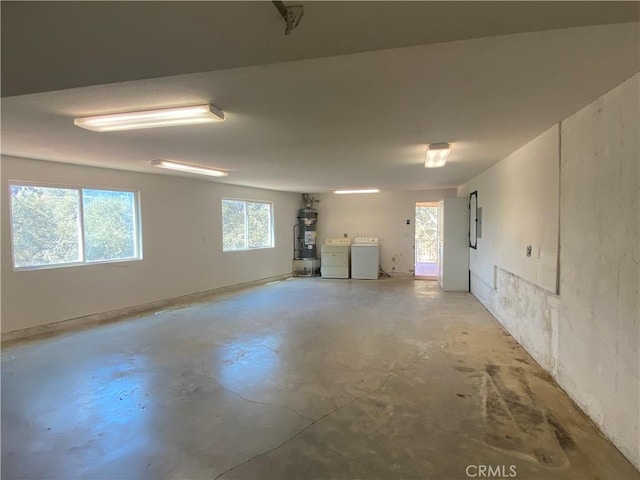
[272, 1, 304, 35]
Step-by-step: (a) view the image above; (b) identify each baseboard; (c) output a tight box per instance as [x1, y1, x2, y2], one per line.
[1, 273, 293, 344]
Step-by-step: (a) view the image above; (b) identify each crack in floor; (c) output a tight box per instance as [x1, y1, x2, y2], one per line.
[213, 376, 315, 423]
[213, 349, 430, 479]
[196, 357, 315, 422]
[213, 375, 391, 480]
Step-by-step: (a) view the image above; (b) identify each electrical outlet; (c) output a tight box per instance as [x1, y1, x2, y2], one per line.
[526, 245, 532, 257]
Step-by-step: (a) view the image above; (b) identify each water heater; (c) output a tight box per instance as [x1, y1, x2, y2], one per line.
[295, 194, 319, 259]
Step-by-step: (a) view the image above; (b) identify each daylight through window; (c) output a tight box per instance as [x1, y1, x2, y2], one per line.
[222, 199, 273, 251]
[10, 184, 141, 269]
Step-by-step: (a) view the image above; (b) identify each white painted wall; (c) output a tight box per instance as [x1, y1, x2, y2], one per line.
[461, 125, 560, 293]
[459, 74, 640, 469]
[315, 189, 457, 275]
[438, 197, 469, 291]
[1, 156, 300, 334]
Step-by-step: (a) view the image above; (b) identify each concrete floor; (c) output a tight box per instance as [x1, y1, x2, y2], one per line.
[2, 277, 638, 480]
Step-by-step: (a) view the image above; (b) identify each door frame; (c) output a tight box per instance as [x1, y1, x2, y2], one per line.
[414, 201, 439, 280]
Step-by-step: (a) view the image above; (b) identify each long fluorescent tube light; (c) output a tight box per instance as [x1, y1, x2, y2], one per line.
[425, 143, 452, 168]
[74, 104, 224, 132]
[150, 159, 228, 177]
[333, 189, 380, 194]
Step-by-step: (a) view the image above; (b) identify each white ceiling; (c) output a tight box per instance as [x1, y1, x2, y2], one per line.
[1, 2, 639, 193]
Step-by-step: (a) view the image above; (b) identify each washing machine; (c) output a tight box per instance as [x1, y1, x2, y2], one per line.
[321, 238, 351, 279]
[351, 237, 380, 279]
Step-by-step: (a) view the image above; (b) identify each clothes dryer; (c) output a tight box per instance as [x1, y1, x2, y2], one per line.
[320, 238, 351, 279]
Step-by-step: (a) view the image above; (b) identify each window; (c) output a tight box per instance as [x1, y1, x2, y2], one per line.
[9, 184, 141, 269]
[222, 199, 273, 251]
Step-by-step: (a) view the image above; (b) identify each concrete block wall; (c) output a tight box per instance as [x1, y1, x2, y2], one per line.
[557, 74, 639, 467]
[460, 74, 640, 468]
[470, 269, 561, 376]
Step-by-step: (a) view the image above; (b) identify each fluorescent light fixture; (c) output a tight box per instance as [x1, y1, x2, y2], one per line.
[74, 104, 224, 132]
[425, 143, 452, 168]
[333, 189, 380, 194]
[150, 159, 228, 177]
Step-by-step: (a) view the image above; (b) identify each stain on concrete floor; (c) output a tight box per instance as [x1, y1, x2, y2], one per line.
[2, 277, 638, 479]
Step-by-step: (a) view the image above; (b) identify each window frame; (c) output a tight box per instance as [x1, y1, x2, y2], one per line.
[221, 197, 275, 252]
[8, 181, 143, 271]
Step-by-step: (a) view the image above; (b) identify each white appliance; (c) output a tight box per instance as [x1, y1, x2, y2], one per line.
[321, 238, 351, 279]
[438, 198, 470, 291]
[351, 237, 380, 279]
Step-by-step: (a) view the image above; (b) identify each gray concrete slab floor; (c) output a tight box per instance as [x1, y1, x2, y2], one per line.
[2, 277, 638, 479]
